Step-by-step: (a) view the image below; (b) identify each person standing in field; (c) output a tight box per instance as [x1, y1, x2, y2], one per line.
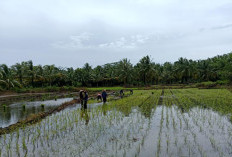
[79, 90, 85, 108]
[102, 89, 107, 103]
[84, 90, 88, 109]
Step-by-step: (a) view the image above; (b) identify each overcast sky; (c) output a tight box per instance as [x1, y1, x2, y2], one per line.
[0, 0, 232, 68]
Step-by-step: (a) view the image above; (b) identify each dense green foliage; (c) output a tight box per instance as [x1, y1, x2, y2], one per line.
[0, 53, 232, 89]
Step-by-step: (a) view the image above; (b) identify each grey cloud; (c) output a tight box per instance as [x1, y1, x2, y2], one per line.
[0, 0, 232, 67]
[212, 24, 232, 30]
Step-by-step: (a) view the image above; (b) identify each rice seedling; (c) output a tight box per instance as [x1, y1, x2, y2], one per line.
[2, 104, 7, 111]
[22, 103, 26, 110]
[41, 103, 45, 108]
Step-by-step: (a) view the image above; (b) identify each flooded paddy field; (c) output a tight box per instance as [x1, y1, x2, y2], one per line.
[0, 98, 73, 128]
[0, 89, 232, 157]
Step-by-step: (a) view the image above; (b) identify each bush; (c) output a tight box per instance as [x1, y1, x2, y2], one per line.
[216, 80, 230, 85]
[74, 82, 82, 87]
[196, 81, 217, 88]
[13, 88, 30, 93]
[44, 86, 59, 92]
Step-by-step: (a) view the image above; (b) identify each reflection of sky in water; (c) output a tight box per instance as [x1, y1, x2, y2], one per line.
[0, 98, 73, 128]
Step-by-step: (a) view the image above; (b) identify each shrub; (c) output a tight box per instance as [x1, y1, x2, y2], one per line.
[0, 86, 3, 92]
[44, 86, 59, 92]
[216, 80, 230, 85]
[196, 81, 217, 88]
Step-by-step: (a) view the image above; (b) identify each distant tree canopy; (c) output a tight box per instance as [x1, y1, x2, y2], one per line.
[0, 53, 232, 89]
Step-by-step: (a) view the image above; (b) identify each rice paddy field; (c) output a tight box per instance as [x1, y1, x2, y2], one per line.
[0, 88, 232, 157]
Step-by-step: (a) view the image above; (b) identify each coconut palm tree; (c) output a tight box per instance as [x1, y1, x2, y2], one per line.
[118, 58, 133, 85]
[0, 64, 21, 89]
[82, 63, 93, 86]
[43, 65, 57, 86]
[74, 68, 85, 86]
[11, 63, 24, 85]
[162, 62, 174, 84]
[174, 57, 191, 83]
[136, 55, 152, 85]
[92, 66, 104, 86]
[66, 67, 75, 86]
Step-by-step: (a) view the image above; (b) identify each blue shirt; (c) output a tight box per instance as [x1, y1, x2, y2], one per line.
[102, 91, 107, 98]
[84, 92, 88, 101]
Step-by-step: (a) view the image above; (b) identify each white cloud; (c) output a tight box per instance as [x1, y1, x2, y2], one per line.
[52, 34, 154, 49]
[51, 32, 93, 49]
[99, 36, 136, 49]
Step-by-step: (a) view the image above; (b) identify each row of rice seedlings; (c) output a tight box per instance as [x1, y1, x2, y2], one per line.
[190, 108, 231, 155]
[178, 108, 208, 156]
[174, 89, 232, 121]
[178, 101, 231, 156]
[175, 89, 232, 139]
[161, 89, 172, 106]
[156, 105, 164, 157]
[107, 90, 161, 118]
[164, 95, 212, 156]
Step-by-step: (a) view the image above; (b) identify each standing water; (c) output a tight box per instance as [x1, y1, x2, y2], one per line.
[0, 98, 73, 128]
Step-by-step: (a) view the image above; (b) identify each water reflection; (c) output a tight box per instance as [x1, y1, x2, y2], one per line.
[0, 98, 73, 128]
[102, 103, 107, 116]
[80, 109, 90, 125]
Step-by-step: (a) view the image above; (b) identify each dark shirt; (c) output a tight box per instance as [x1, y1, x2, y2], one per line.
[84, 92, 88, 101]
[80, 91, 84, 100]
[102, 91, 107, 98]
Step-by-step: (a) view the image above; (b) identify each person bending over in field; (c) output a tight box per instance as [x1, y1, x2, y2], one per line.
[102, 90, 107, 103]
[97, 93, 102, 101]
[83, 91, 88, 109]
[120, 89, 124, 98]
[79, 90, 85, 108]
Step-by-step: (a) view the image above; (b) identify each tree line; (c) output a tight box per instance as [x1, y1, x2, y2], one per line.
[0, 53, 232, 89]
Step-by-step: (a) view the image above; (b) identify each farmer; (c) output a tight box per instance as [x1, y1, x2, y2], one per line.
[79, 90, 85, 108]
[120, 89, 124, 98]
[130, 89, 133, 95]
[97, 93, 102, 101]
[102, 89, 107, 103]
[83, 90, 88, 109]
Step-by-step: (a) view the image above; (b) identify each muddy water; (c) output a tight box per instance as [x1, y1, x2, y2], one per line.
[0, 98, 73, 128]
[0, 103, 232, 157]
